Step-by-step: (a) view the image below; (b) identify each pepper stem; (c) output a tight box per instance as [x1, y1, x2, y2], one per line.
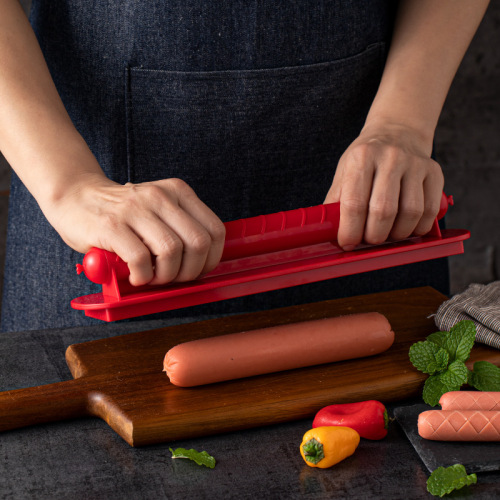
[383, 409, 389, 430]
[302, 438, 325, 465]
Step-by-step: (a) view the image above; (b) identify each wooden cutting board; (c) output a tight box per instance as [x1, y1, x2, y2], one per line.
[1, 287, 500, 447]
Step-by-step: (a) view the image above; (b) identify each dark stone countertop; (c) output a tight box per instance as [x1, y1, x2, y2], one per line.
[1, 318, 499, 500]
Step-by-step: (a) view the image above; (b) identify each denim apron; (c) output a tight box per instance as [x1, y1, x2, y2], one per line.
[1, 0, 449, 332]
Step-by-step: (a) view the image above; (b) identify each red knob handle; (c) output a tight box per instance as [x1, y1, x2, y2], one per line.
[78, 248, 129, 284]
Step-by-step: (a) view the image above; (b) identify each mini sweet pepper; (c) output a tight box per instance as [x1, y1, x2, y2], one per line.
[300, 426, 360, 468]
[312, 400, 389, 440]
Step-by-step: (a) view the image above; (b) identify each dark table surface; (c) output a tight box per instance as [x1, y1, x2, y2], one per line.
[1, 317, 499, 500]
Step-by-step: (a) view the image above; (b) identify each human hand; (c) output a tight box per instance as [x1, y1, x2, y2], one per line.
[44, 175, 226, 286]
[324, 122, 444, 250]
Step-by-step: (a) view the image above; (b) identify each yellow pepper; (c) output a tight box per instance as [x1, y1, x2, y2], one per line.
[300, 426, 360, 468]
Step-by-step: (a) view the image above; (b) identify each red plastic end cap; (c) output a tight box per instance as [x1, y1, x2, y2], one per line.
[437, 192, 453, 220]
[81, 248, 111, 284]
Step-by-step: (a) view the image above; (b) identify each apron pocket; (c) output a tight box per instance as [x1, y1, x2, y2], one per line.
[125, 42, 386, 222]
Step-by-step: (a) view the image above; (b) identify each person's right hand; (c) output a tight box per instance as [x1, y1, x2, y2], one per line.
[43, 174, 226, 286]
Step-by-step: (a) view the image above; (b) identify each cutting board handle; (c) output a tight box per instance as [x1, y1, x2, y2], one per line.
[0, 379, 89, 432]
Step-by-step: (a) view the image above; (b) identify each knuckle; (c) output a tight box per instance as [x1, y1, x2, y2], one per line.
[141, 184, 165, 204]
[384, 144, 404, 164]
[209, 219, 226, 242]
[126, 183, 170, 209]
[369, 200, 398, 222]
[168, 177, 191, 194]
[429, 158, 444, 175]
[188, 231, 212, 255]
[349, 143, 371, 166]
[400, 202, 424, 222]
[423, 200, 440, 220]
[157, 235, 183, 258]
[340, 197, 368, 217]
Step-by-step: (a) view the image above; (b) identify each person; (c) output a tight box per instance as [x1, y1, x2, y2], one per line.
[0, 0, 490, 332]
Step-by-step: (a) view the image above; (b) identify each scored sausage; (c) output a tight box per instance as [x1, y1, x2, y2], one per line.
[418, 410, 500, 441]
[439, 391, 500, 411]
[163, 312, 394, 387]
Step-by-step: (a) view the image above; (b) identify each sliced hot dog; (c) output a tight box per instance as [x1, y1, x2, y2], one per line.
[439, 391, 500, 411]
[163, 312, 394, 387]
[418, 410, 500, 441]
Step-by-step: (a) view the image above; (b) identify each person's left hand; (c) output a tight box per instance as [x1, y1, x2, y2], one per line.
[324, 122, 444, 250]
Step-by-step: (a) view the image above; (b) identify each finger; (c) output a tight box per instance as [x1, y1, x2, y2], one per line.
[363, 166, 401, 245]
[336, 160, 374, 250]
[103, 228, 156, 286]
[413, 166, 445, 236]
[155, 205, 213, 282]
[178, 193, 226, 275]
[129, 215, 184, 285]
[389, 177, 424, 241]
[154, 178, 226, 275]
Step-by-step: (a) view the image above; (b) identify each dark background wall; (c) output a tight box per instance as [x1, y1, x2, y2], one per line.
[0, 1, 499, 324]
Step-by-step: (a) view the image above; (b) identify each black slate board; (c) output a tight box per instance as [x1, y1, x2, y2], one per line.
[394, 404, 500, 473]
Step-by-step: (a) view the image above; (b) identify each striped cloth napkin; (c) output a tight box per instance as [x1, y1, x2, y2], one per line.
[434, 281, 500, 350]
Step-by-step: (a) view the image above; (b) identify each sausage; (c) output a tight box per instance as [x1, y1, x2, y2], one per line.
[418, 410, 500, 441]
[439, 391, 500, 411]
[163, 312, 394, 387]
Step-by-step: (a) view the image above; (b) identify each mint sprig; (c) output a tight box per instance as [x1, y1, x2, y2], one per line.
[427, 464, 477, 497]
[409, 320, 500, 406]
[467, 360, 500, 391]
[170, 447, 216, 468]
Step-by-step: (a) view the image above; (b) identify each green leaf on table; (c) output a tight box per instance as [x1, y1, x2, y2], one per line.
[170, 447, 216, 468]
[426, 464, 477, 497]
[409, 340, 449, 375]
[468, 361, 500, 391]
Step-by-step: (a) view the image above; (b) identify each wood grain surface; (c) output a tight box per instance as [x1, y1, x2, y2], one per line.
[1, 287, 500, 447]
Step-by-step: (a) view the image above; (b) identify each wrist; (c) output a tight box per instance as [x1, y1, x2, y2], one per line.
[360, 115, 435, 157]
[25, 138, 110, 216]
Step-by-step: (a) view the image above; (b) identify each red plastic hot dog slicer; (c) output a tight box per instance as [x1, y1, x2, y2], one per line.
[71, 193, 470, 322]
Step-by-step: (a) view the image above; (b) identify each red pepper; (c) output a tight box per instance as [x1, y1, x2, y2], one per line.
[312, 400, 389, 440]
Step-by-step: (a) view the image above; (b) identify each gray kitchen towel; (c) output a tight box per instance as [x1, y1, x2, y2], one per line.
[434, 282, 500, 350]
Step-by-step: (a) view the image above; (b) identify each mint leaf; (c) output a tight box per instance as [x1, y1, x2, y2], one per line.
[409, 341, 449, 375]
[427, 331, 449, 349]
[439, 360, 468, 388]
[170, 447, 216, 468]
[441, 320, 476, 363]
[468, 361, 500, 391]
[423, 362, 468, 406]
[426, 464, 477, 497]
[423, 375, 453, 407]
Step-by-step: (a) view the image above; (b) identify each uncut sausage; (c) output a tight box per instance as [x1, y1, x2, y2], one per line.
[163, 312, 394, 387]
[418, 410, 500, 441]
[439, 391, 500, 411]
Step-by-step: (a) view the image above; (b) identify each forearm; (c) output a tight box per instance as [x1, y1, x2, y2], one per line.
[0, 0, 104, 210]
[365, 0, 490, 149]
